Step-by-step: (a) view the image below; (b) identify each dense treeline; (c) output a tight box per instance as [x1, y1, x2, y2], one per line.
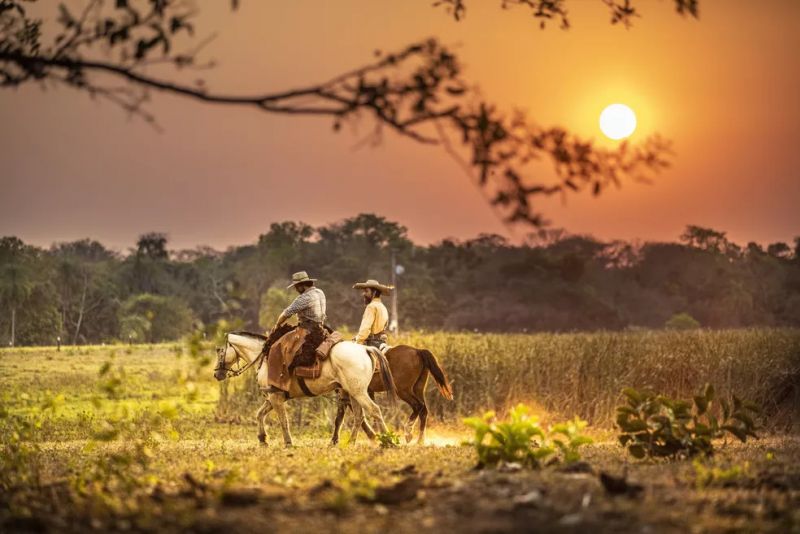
[1, 214, 798, 346]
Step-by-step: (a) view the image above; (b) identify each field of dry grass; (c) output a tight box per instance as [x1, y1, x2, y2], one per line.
[2, 330, 799, 532]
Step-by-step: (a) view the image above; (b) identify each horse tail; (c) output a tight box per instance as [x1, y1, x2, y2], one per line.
[368, 347, 398, 408]
[418, 349, 453, 400]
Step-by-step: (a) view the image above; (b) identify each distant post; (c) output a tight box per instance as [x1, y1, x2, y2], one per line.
[390, 250, 398, 335]
[56, 336, 61, 352]
[390, 251, 404, 335]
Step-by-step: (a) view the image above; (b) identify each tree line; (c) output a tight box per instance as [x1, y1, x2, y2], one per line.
[1, 214, 798, 346]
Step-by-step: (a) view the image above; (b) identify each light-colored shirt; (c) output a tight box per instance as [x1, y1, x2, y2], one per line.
[283, 287, 326, 324]
[355, 297, 389, 343]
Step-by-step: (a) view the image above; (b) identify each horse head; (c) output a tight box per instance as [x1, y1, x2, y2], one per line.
[213, 335, 239, 381]
[214, 331, 271, 381]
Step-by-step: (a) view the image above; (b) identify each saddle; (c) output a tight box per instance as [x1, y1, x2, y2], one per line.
[266, 327, 344, 390]
[295, 330, 344, 379]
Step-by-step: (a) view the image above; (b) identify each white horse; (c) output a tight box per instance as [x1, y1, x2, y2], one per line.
[213, 330, 397, 447]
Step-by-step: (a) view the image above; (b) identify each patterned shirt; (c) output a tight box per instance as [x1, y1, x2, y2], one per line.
[355, 297, 389, 343]
[283, 287, 327, 324]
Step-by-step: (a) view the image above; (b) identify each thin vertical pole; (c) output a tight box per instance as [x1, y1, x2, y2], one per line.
[391, 250, 399, 335]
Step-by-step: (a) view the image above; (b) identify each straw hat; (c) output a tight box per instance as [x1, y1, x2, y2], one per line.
[353, 279, 394, 295]
[287, 271, 317, 289]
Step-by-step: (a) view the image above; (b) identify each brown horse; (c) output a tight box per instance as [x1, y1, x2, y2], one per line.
[331, 344, 453, 445]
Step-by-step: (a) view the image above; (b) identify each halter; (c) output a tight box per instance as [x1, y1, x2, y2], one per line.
[215, 336, 265, 378]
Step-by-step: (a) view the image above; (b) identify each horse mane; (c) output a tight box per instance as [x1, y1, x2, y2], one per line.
[229, 330, 268, 340]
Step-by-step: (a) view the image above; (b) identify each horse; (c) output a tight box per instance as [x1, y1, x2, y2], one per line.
[331, 345, 453, 445]
[213, 327, 397, 447]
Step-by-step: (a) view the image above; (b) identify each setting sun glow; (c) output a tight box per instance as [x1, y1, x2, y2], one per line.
[599, 103, 637, 140]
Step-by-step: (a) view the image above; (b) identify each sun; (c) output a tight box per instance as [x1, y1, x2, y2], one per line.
[599, 103, 637, 140]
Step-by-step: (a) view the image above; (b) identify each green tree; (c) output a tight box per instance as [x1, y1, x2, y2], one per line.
[50, 239, 118, 344]
[123, 232, 172, 295]
[680, 225, 740, 257]
[119, 294, 194, 342]
[0, 263, 32, 347]
[0, 237, 35, 346]
[258, 286, 295, 331]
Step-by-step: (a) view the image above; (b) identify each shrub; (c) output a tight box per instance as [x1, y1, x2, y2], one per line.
[464, 404, 592, 468]
[665, 312, 701, 330]
[616, 384, 759, 459]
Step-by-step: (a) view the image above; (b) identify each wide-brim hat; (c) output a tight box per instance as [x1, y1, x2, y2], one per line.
[353, 279, 394, 295]
[287, 271, 317, 289]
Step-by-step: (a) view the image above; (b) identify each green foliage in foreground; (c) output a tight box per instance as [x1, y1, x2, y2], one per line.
[616, 384, 760, 459]
[464, 404, 592, 468]
[377, 430, 402, 449]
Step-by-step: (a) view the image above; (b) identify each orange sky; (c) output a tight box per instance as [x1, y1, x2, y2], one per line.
[1, 0, 798, 251]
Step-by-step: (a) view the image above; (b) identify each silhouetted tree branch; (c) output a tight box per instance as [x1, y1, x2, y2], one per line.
[434, 0, 699, 28]
[1, 0, 673, 227]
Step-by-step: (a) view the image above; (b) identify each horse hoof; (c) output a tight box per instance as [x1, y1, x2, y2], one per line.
[405, 433, 413, 444]
[258, 434, 266, 444]
[284, 442, 294, 448]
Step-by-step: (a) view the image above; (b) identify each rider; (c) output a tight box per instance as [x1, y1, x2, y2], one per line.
[269, 271, 327, 372]
[352, 279, 393, 348]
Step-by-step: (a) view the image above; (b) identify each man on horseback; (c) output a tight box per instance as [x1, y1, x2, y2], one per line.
[269, 271, 327, 373]
[352, 279, 393, 349]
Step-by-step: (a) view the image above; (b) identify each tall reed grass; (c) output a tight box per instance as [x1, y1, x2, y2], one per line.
[217, 329, 800, 430]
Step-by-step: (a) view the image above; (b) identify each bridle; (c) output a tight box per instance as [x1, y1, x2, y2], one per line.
[215, 336, 265, 378]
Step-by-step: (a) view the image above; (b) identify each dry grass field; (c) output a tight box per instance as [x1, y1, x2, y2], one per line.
[2, 330, 799, 532]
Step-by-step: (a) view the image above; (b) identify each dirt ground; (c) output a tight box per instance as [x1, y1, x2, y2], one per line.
[185, 436, 800, 534]
[8, 434, 798, 534]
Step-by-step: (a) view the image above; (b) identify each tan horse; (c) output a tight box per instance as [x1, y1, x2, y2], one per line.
[332, 345, 453, 445]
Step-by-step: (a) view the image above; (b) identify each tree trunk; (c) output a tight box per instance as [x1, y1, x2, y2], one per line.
[10, 306, 16, 347]
[72, 272, 89, 346]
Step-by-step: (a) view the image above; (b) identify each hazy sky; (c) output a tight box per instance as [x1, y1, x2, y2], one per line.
[1, 0, 798, 251]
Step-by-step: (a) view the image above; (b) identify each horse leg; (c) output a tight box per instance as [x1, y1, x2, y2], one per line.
[360, 390, 377, 440]
[348, 398, 364, 445]
[413, 374, 430, 445]
[268, 392, 293, 447]
[417, 403, 429, 445]
[361, 419, 377, 440]
[331, 389, 349, 446]
[351, 392, 389, 435]
[399, 391, 421, 444]
[256, 396, 274, 445]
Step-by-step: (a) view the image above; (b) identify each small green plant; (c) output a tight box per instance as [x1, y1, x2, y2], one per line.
[97, 359, 125, 399]
[377, 430, 401, 448]
[692, 458, 751, 489]
[549, 416, 594, 464]
[464, 404, 592, 468]
[316, 463, 378, 514]
[616, 384, 759, 460]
